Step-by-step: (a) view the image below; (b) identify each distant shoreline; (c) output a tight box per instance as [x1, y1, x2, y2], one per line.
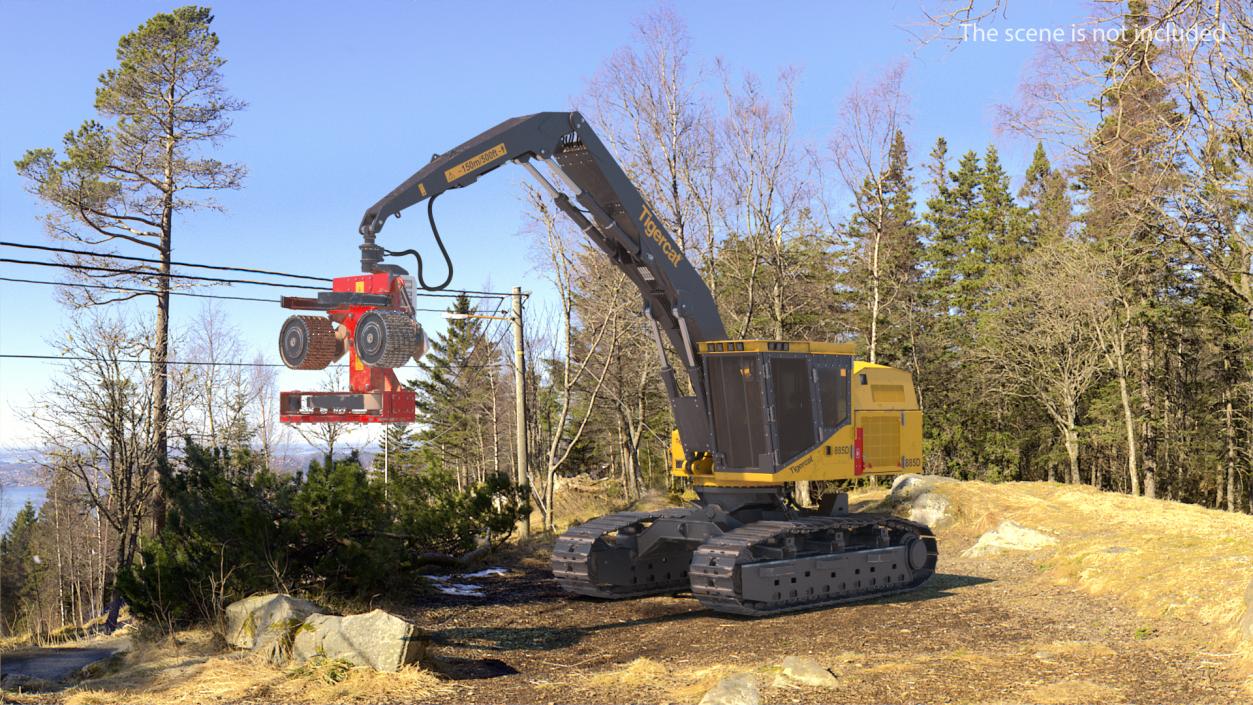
[1, 484, 47, 530]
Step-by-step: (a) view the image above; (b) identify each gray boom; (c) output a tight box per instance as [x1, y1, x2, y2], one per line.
[358, 111, 726, 457]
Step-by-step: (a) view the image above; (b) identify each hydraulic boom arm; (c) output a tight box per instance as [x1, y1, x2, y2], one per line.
[359, 112, 726, 458]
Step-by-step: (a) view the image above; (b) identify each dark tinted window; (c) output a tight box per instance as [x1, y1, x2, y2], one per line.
[770, 357, 815, 464]
[706, 355, 766, 469]
[818, 367, 850, 429]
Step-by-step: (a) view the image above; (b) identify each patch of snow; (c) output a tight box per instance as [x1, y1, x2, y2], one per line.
[462, 567, 509, 578]
[434, 583, 484, 597]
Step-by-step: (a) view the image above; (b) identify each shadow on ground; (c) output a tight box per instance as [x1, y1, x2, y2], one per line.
[430, 572, 992, 654]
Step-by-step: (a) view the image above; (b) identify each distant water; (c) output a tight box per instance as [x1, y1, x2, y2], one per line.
[1, 485, 46, 532]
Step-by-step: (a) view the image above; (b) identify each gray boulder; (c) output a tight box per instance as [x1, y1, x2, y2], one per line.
[962, 520, 1057, 558]
[774, 655, 838, 688]
[888, 474, 957, 529]
[699, 673, 760, 705]
[225, 594, 323, 659]
[292, 609, 426, 672]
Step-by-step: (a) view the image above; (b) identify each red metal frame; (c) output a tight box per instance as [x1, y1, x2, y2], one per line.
[280, 272, 417, 424]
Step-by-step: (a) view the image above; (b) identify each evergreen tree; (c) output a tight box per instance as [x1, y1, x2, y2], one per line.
[0, 503, 39, 634]
[413, 294, 498, 485]
[842, 129, 921, 366]
[1019, 142, 1071, 247]
[979, 145, 1030, 274]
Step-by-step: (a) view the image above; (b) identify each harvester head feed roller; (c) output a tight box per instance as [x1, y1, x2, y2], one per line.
[279, 315, 339, 370]
[354, 310, 418, 368]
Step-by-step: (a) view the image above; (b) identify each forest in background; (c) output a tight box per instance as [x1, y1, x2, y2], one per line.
[2, 0, 1251, 638]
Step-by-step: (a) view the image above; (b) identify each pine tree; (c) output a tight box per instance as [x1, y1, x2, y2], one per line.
[0, 503, 40, 634]
[413, 294, 497, 486]
[980, 145, 1030, 274]
[842, 129, 921, 367]
[1019, 143, 1071, 247]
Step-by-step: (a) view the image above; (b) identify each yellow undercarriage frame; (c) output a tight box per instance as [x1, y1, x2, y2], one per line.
[671, 343, 923, 488]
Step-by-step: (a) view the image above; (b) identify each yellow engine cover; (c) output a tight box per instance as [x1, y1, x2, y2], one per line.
[669, 343, 922, 487]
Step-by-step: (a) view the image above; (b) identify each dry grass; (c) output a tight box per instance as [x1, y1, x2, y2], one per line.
[585, 657, 741, 704]
[883, 481, 1253, 640]
[878, 479, 1253, 695]
[53, 629, 449, 705]
[1018, 679, 1124, 704]
[549, 474, 624, 531]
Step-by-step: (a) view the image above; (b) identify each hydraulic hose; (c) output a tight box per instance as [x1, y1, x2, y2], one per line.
[383, 193, 453, 290]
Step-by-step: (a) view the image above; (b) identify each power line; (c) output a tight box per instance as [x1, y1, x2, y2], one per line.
[0, 241, 331, 283]
[2, 257, 515, 299]
[1, 353, 290, 368]
[0, 353, 509, 371]
[0, 276, 487, 313]
[0, 276, 277, 303]
[0, 240, 527, 299]
[0, 257, 328, 290]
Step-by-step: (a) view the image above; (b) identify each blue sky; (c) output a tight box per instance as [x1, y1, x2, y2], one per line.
[0, 0, 1091, 448]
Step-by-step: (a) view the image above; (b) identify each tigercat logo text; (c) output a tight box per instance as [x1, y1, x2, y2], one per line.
[638, 205, 683, 267]
[444, 143, 507, 183]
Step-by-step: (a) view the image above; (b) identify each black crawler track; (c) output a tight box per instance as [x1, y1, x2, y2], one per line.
[688, 515, 938, 616]
[551, 510, 695, 599]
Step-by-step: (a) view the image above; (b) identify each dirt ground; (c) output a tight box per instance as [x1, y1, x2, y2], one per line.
[6, 481, 1251, 705]
[406, 532, 1244, 704]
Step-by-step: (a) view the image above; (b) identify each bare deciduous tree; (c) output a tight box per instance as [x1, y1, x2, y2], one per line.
[30, 314, 182, 629]
[827, 62, 913, 364]
[978, 239, 1107, 483]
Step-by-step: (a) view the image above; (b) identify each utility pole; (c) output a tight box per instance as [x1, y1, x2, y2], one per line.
[512, 286, 530, 538]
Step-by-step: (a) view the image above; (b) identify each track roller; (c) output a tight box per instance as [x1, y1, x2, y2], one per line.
[354, 310, 418, 368]
[279, 315, 338, 370]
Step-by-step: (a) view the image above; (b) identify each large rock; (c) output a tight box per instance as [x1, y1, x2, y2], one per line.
[962, 520, 1058, 558]
[292, 609, 426, 672]
[699, 673, 760, 705]
[225, 594, 323, 657]
[774, 656, 838, 688]
[888, 474, 957, 529]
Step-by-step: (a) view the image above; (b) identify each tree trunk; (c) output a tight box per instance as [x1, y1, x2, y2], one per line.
[792, 481, 811, 508]
[1063, 423, 1080, 485]
[1225, 388, 1236, 512]
[1116, 366, 1140, 496]
[1138, 326, 1156, 499]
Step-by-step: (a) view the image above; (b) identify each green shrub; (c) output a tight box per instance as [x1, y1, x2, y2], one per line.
[120, 440, 526, 626]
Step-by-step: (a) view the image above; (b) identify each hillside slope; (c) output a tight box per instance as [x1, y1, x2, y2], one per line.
[884, 476, 1253, 652]
[18, 478, 1253, 705]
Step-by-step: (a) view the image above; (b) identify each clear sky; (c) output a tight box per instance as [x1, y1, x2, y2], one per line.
[0, 0, 1091, 449]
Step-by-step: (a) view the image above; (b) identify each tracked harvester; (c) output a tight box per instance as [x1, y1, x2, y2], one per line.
[304, 112, 935, 615]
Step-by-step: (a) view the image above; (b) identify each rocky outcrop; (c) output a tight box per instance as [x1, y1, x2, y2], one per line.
[224, 595, 425, 671]
[699, 673, 760, 705]
[291, 609, 426, 672]
[888, 473, 958, 529]
[962, 521, 1058, 558]
[224, 594, 322, 660]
